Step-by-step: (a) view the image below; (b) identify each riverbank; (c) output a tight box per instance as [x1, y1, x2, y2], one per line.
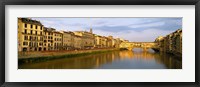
[18, 48, 119, 64]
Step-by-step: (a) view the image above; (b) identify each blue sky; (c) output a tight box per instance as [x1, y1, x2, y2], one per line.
[31, 17, 182, 42]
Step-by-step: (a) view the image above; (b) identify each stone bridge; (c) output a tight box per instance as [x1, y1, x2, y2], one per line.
[119, 42, 159, 51]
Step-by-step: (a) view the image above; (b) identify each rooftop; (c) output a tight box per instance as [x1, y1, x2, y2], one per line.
[20, 18, 43, 26]
[43, 27, 56, 32]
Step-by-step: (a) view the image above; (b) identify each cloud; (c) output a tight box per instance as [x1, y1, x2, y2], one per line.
[30, 17, 182, 42]
[94, 28, 174, 42]
[129, 22, 165, 28]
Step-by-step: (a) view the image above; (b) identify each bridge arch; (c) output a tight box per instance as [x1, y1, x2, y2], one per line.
[120, 42, 158, 51]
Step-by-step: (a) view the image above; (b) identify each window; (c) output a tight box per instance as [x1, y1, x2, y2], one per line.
[30, 25, 33, 28]
[23, 42, 25, 45]
[41, 37, 43, 41]
[24, 29, 27, 34]
[24, 24, 27, 28]
[35, 31, 37, 35]
[24, 36, 28, 40]
[41, 26, 42, 30]
[40, 32, 42, 35]
[30, 30, 33, 34]
[39, 43, 43, 46]
[36, 26, 37, 29]
[30, 36, 32, 40]
[29, 42, 32, 46]
[35, 42, 37, 47]
[23, 42, 28, 46]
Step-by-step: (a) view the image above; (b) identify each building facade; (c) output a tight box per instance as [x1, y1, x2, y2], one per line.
[18, 18, 44, 52]
[53, 31, 63, 50]
[18, 18, 127, 52]
[74, 29, 95, 49]
[74, 35, 83, 49]
[60, 31, 74, 50]
[106, 37, 112, 48]
[155, 29, 182, 55]
[94, 35, 104, 48]
[155, 36, 164, 52]
[43, 27, 55, 51]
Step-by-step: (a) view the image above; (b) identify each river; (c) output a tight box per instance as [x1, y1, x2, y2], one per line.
[18, 48, 182, 69]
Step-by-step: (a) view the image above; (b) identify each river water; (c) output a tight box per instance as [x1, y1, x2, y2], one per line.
[18, 48, 182, 69]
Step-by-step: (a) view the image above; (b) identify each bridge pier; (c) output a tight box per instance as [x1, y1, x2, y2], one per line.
[143, 47, 147, 51]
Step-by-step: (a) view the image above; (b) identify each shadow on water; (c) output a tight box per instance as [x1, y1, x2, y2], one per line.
[19, 48, 182, 69]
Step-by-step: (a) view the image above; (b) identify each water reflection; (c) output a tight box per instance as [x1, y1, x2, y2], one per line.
[19, 48, 182, 69]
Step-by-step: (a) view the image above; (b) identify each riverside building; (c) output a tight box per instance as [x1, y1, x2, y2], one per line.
[94, 35, 104, 48]
[53, 31, 63, 50]
[155, 29, 182, 56]
[60, 31, 74, 50]
[18, 18, 127, 52]
[18, 18, 44, 52]
[43, 27, 55, 51]
[74, 28, 95, 49]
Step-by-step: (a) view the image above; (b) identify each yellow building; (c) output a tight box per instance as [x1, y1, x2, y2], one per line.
[94, 35, 101, 48]
[165, 34, 173, 52]
[74, 35, 83, 49]
[106, 37, 112, 47]
[112, 39, 117, 48]
[18, 18, 131, 52]
[95, 35, 121, 48]
[18, 18, 44, 52]
[74, 28, 95, 49]
[60, 31, 74, 50]
[53, 31, 63, 50]
[154, 29, 182, 55]
[101, 36, 107, 48]
[43, 27, 55, 51]
[115, 38, 121, 48]
[155, 36, 164, 51]
[94, 35, 105, 48]
[174, 29, 182, 54]
[108, 36, 115, 48]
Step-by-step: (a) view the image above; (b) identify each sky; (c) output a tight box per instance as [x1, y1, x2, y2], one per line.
[31, 17, 182, 42]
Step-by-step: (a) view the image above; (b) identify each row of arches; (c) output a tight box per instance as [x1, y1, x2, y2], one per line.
[120, 42, 158, 51]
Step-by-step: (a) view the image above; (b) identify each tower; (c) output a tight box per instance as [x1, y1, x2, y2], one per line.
[89, 18, 93, 33]
[90, 28, 93, 33]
